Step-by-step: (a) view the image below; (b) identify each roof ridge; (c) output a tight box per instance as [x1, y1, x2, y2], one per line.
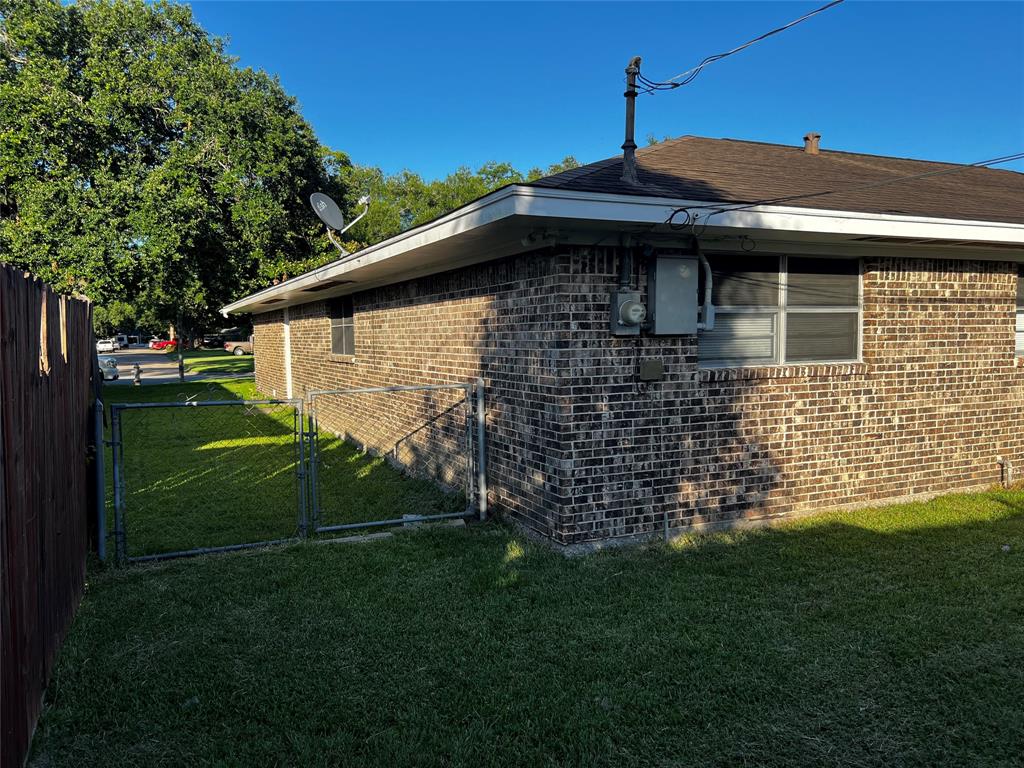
[531, 155, 621, 187]
[713, 136, 1022, 174]
[635, 135, 697, 156]
[530, 136, 699, 188]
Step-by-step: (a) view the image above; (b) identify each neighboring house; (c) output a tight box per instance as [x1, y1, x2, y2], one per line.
[223, 135, 1024, 549]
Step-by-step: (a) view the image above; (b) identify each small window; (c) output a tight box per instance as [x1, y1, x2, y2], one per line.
[1016, 266, 1024, 356]
[698, 254, 860, 367]
[329, 296, 355, 356]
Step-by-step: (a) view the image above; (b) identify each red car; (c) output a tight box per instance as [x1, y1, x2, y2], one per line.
[152, 339, 178, 351]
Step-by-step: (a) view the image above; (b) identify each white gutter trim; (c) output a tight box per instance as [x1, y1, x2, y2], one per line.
[282, 306, 293, 399]
[221, 186, 519, 315]
[515, 185, 1024, 236]
[222, 185, 1024, 315]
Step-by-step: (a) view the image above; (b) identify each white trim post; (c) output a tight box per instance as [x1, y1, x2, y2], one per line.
[282, 306, 293, 400]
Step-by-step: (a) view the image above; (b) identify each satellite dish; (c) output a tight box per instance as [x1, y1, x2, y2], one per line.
[310, 191, 371, 255]
[310, 192, 346, 231]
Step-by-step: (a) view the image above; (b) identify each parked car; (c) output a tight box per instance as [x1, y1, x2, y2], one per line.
[224, 336, 253, 356]
[221, 326, 250, 342]
[115, 334, 129, 349]
[97, 355, 119, 381]
[201, 326, 249, 348]
[96, 338, 117, 353]
[200, 331, 224, 348]
[152, 339, 178, 351]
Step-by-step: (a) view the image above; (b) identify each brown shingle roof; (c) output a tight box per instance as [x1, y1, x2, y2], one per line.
[527, 136, 1024, 224]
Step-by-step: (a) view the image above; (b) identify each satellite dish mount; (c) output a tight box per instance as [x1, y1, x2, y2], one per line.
[310, 192, 370, 255]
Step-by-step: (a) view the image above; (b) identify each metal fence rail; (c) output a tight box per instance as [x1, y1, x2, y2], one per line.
[110, 398, 305, 563]
[308, 379, 486, 534]
[106, 379, 487, 563]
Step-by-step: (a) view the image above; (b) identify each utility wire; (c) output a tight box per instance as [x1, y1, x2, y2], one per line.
[637, 0, 846, 95]
[667, 151, 1024, 229]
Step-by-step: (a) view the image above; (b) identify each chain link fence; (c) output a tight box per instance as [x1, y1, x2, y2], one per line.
[110, 398, 305, 562]
[106, 380, 486, 563]
[309, 382, 485, 533]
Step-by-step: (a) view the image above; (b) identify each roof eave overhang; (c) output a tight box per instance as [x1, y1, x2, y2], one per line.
[222, 185, 1024, 315]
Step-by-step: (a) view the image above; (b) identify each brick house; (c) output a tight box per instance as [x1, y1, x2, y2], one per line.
[223, 135, 1024, 549]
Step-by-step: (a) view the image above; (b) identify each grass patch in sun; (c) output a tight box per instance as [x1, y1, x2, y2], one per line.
[167, 348, 254, 375]
[101, 380, 465, 558]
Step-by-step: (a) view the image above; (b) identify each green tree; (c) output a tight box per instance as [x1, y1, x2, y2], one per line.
[1, 0, 581, 332]
[526, 156, 580, 181]
[1, 0, 344, 333]
[340, 156, 580, 249]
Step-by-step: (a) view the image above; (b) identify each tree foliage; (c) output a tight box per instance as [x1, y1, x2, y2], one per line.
[1, 0, 343, 332]
[0, 0, 580, 333]
[340, 157, 579, 249]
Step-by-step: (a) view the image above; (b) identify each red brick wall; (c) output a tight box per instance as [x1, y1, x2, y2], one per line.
[254, 252, 570, 539]
[252, 248, 1024, 547]
[253, 309, 286, 398]
[560, 251, 1024, 545]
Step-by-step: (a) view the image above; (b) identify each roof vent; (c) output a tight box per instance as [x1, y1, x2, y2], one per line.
[803, 132, 821, 155]
[300, 279, 355, 293]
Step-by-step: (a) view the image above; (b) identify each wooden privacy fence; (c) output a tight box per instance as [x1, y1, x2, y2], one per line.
[1, 265, 94, 768]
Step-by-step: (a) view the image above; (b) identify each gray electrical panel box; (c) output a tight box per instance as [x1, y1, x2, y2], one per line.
[647, 255, 698, 335]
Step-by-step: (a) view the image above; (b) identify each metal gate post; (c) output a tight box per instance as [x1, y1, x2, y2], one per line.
[110, 405, 126, 564]
[308, 398, 320, 531]
[296, 401, 308, 538]
[475, 378, 487, 521]
[463, 384, 473, 515]
[94, 398, 106, 563]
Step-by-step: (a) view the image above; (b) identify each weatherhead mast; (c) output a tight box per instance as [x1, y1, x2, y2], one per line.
[621, 56, 641, 186]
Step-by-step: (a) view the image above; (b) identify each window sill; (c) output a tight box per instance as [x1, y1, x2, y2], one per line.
[697, 362, 868, 382]
[329, 354, 356, 364]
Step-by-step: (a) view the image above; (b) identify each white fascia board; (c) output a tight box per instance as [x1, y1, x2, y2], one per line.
[223, 185, 1024, 315]
[222, 187, 520, 315]
[516, 186, 1024, 243]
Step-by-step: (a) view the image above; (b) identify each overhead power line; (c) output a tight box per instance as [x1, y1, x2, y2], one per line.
[637, 0, 846, 95]
[667, 150, 1024, 229]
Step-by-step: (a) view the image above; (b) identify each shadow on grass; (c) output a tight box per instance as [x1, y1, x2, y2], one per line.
[34, 490, 1024, 767]
[310, 387, 471, 532]
[117, 396, 301, 557]
[313, 436, 466, 531]
[104, 380, 466, 556]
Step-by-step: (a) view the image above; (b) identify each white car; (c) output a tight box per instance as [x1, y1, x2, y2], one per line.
[97, 356, 119, 380]
[96, 338, 117, 354]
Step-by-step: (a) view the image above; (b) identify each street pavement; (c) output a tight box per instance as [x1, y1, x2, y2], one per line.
[102, 346, 252, 386]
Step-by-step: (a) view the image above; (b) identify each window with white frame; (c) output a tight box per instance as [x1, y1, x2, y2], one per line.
[698, 254, 861, 367]
[1016, 265, 1024, 356]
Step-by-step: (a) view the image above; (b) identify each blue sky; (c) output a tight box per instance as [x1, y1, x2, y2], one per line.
[188, 1, 1024, 178]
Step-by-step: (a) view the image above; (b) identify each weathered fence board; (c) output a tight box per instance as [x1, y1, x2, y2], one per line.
[1, 265, 93, 768]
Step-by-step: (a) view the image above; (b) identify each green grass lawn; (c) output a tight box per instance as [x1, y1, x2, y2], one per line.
[34, 490, 1024, 767]
[103, 379, 466, 558]
[168, 348, 254, 376]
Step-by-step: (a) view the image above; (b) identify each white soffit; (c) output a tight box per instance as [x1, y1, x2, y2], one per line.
[223, 185, 1024, 315]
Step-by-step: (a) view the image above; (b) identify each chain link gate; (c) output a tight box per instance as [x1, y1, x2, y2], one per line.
[110, 398, 307, 563]
[107, 380, 486, 563]
[308, 380, 487, 534]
